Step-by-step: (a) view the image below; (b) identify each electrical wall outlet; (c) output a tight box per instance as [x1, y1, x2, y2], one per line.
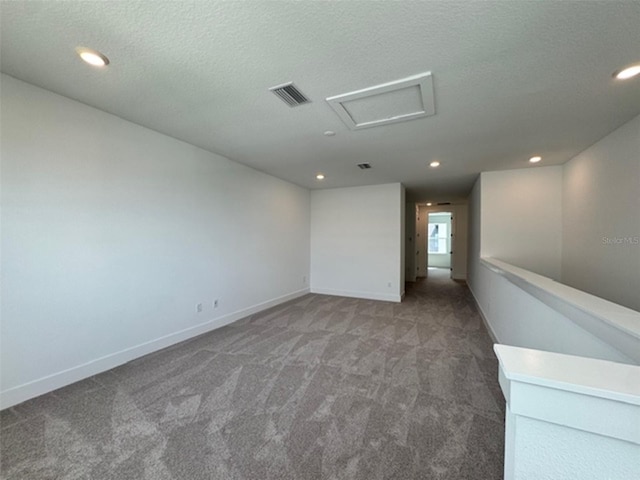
[213, 299, 219, 309]
[196, 303, 203, 313]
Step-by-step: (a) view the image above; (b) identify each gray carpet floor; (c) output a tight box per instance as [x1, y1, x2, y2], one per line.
[0, 269, 505, 479]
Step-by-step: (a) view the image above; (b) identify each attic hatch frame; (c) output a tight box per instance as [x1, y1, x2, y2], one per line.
[325, 72, 435, 130]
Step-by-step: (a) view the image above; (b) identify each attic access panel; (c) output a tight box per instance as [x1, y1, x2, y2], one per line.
[326, 72, 435, 130]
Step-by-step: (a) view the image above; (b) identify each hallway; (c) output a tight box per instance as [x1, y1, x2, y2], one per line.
[1, 275, 504, 479]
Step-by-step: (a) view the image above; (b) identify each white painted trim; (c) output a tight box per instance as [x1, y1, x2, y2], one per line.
[496, 344, 640, 479]
[310, 287, 401, 303]
[482, 257, 640, 363]
[0, 288, 310, 409]
[495, 344, 640, 407]
[326, 72, 435, 130]
[503, 404, 516, 480]
[495, 344, 640, 443]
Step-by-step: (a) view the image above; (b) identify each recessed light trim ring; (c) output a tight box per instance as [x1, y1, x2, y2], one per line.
[613, 64, 640, 80]
[76, 47, 109, 67]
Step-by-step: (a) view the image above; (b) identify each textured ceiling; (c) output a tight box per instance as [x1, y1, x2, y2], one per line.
[1, 1, 639, 201]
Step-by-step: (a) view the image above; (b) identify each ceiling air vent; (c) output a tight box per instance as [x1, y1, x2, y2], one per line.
[269, 82, 311, 107]
[357, 163, 372, 169]
[437, 202, 451, 206]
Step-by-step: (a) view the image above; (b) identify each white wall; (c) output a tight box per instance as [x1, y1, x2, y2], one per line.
[468, 173, 634, 363]
[468, 178, 483, 295]
[310, 183, 404, 302]
[400, 188, 406, 295]
[451, 204, 468, 280]
[416, 205, 428, 278]
[562, 114, 640, 312]
[404, 202, 416, 282]
[472, 262, 634, 364]
[496, 345, 640, 480]
[511, 412, 639, 480]
[0, 75, 311, 407]
[481, 167, 563, 280]
[467, 116, 640, 363]
[427, 212, 452, 268]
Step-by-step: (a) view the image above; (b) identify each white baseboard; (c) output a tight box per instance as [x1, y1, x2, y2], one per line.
[0, 288, 310, 409]
[467, 283, 499, 344]
[310, 287, 401, 303]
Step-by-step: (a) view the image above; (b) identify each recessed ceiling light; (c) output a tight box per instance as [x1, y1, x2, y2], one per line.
[323, 130, 336, 136]
[76, 47, 109, 67]
[426, 202, 432, 206]
[316, 174, 325, 180]
[613, 64, 640, 80]
[529, 156, 542, 163]
[429, 161, 440, 168]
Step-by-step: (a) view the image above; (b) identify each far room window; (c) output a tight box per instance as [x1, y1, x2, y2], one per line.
[428, 223, 448, 254]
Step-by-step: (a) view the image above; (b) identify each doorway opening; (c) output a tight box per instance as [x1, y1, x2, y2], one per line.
[427, 211, 452, 276]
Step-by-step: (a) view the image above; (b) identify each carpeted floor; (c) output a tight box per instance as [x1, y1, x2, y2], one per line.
[0, 269, 505, 479]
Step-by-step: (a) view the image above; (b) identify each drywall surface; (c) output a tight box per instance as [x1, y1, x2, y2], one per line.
[310, 183, 403, 302]
[512, 415, 639, 480]
[467, 176, 633, 364]
[562, 114, 640, 312]
[467, 178, 483, 298]
[427, 212, 452, 268]
[451, 204, 468, 280]
[481, 167, 563, 280]
[416, 206, 428, 278]
[0, 75, 311, 407]
[405, 203, 416, 282]
[400, 187, 406, 295]
[474, 261, 633, 364]
[496, 345, 640, 480]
